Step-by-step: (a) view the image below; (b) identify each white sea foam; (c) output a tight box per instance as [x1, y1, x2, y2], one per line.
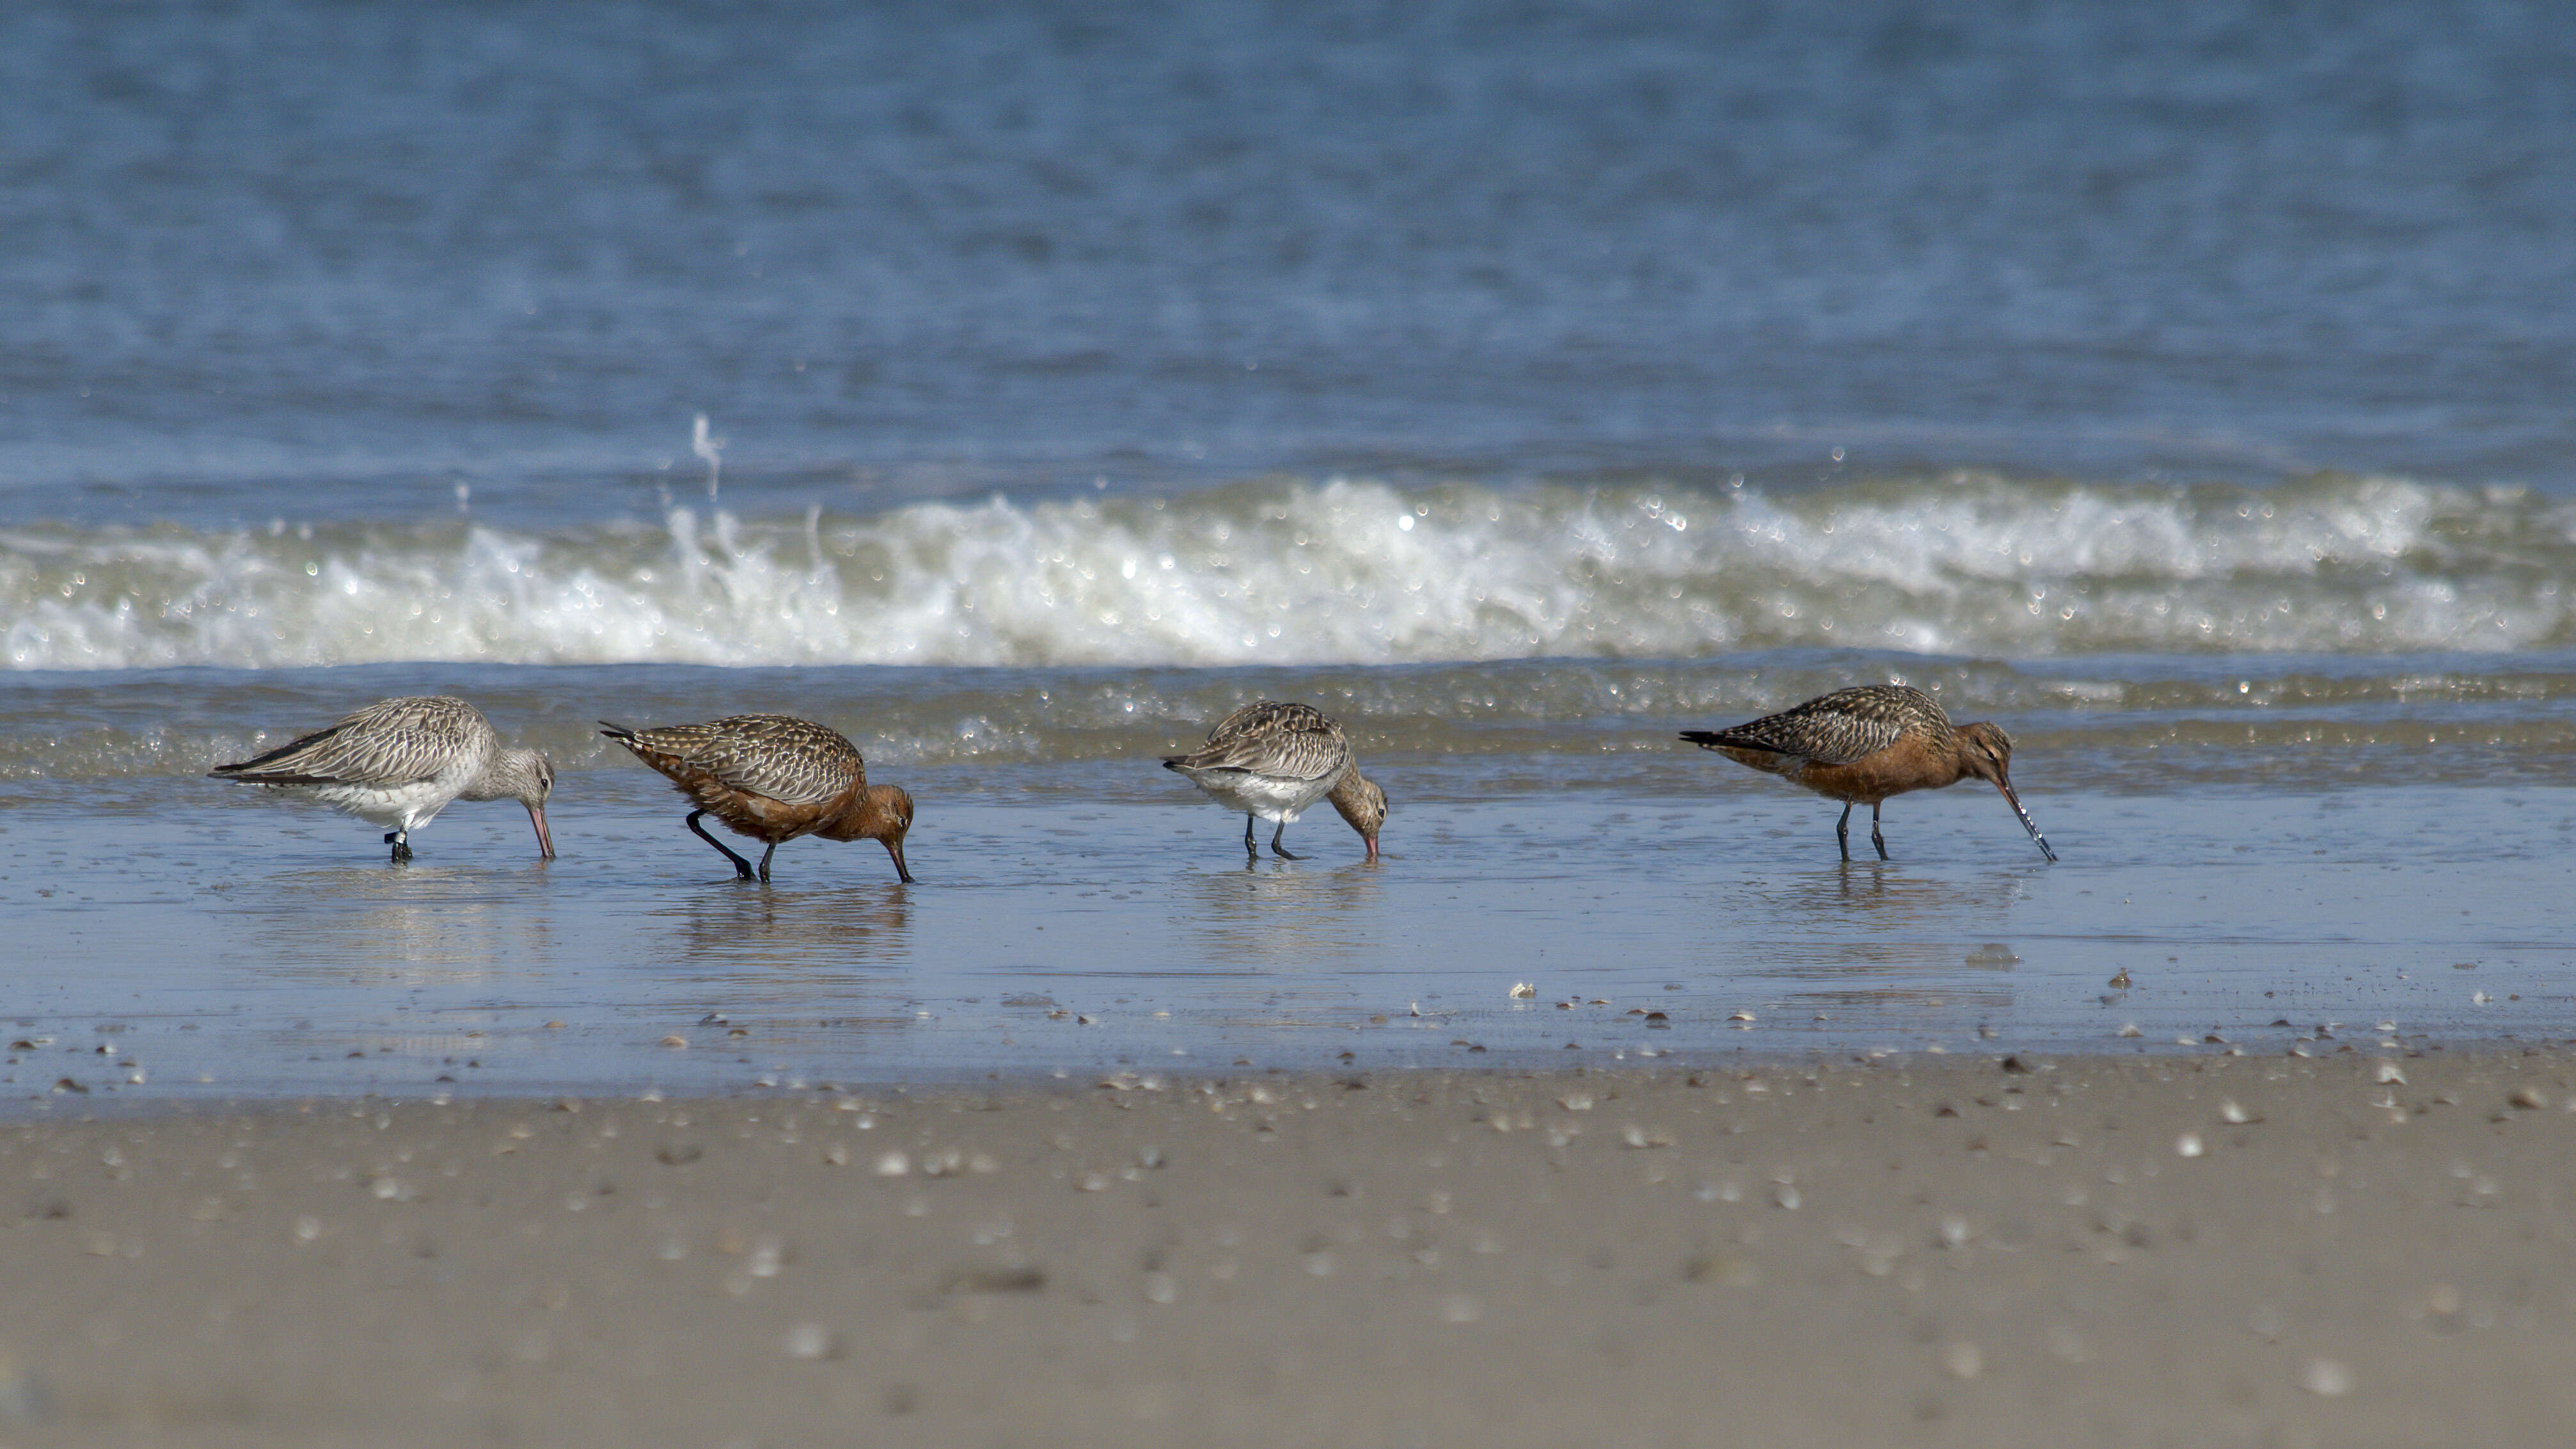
[3, 472, 2570, 670]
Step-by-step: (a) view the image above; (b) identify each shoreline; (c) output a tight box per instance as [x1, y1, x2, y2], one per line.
[4, 1051, 2572, 1446]
[9, 775, 2571, 1109]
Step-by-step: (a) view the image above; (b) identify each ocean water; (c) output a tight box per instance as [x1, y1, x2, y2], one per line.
[4, 0, 2573, 1100]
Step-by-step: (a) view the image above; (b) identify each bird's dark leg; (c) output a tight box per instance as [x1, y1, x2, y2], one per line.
[1244, 814, 1258, 858]
[1270, 823, 1302, 860]
[1871, 802, 1888, 861]
[687, 811, 757, 880]
[757, 843, 778, 883]
[384, 830, 412, 864]
[1835, 803, 1853, 861]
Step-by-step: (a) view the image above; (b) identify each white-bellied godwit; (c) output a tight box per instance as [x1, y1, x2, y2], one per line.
[209, 695, 556, 863]
[1680, 684, 2055, 862]
[1162, 701, 1386, 861]
[600, 714, 913, 883]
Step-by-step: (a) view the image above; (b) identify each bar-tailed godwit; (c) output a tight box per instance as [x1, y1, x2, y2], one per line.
[600, 714, 914, 883]
[1680, 684, 2055, 862]
[1162, 701, 1386, 861]
[209, 695, 556, 863]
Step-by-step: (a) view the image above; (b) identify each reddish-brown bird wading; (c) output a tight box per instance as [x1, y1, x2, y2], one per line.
[1680, 684, 2055, 863]
[600, 714, 914, 883]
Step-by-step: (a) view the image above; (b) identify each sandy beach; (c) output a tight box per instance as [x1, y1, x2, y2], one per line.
[5, 1050, 2572, 1447]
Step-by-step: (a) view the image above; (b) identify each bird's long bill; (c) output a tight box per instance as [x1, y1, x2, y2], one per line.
[1995, 778, 2057, 863]
[886, 839, 916, 884]
[527, 804, 557, 860]
[1364, 834, 1380, 864]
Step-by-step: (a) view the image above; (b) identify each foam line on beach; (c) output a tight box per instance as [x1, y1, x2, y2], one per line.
[5, 471, 2573, 669]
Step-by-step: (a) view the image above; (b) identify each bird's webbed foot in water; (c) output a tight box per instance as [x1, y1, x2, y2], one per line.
[1268, 823, 1302, 860]
[384, 831, 413, 864]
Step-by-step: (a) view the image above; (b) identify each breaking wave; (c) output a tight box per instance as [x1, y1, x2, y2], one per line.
[4, 471, 2572, 670]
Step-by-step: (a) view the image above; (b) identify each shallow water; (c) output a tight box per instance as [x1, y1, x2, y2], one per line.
[5, 740, 2568, 1108]
[11, 647, 2576, 782]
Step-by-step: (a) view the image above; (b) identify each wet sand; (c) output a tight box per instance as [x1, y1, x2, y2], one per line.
[4, 1051, 2572, 1447]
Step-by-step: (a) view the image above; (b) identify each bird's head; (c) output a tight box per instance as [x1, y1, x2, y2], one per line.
[503, 749, 557, 859]
[1955, 722, 2014, 786]
[1329, 770, 1388, 862]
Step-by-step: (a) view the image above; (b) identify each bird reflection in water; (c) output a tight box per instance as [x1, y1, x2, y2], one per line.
[1176, 860, 1385, 967]
[239, 865, 555, 985]
[647, 881, 914, 970]
[1729, 866, 2031, 1018]
[639, 885, 921, 1055]
[1757, 859, 2032, 922]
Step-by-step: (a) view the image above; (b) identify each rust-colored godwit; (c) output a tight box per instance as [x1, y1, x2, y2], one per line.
[600, 713, 914, 882]
[209, 695, 556, 863]
[1162, 701, 1386, 861]
[1680, 684, 2055, 862]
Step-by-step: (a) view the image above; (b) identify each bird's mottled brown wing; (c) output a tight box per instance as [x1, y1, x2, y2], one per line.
[618, 714, 864, 805]
[212, 696, 490, 786]
[1204, 701, 1334, 742]
[1170, 701, 1350, 782]
[1689, 685, 1946, 764]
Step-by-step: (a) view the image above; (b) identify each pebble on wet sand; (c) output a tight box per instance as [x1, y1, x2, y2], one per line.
[782, 1323, 844, 1361]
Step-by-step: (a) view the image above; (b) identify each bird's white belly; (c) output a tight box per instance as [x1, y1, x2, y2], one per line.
[1186, 768, 1337, 823]
[306, 779, 459, 834]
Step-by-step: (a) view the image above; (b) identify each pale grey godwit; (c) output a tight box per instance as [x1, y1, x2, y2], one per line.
[1162, 701, 1386, 861]
[1680, 684, 2055, 862]
[209, 695, 556, 863]
[599, 714, 913, 882]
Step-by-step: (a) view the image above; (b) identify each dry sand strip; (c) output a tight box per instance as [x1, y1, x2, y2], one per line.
[1, 1051, 2572, 1448]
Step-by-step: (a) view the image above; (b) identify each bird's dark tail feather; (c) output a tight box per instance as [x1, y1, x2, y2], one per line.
[208, 722, 348, 780]
[1679, 730, 1778, 753]
[597, 720, 637, 742]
